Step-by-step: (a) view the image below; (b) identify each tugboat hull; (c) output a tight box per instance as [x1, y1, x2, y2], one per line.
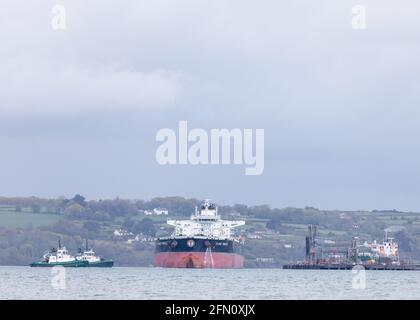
[30, 260, 89, 267]
[86, 260, 114, 268]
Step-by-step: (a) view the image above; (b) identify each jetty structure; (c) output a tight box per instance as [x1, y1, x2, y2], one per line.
[283, 225, 418, 270]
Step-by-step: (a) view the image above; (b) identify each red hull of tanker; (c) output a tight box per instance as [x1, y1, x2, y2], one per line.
[154, 252, 244, 268]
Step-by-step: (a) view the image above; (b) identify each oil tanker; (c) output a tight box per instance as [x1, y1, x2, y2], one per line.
[154, 200, 245, 268]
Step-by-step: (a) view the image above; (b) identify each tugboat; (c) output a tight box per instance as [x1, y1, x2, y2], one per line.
[30, 240, 88, 267]
[154, 199, 245, 268]
[76, 240, 114, 267]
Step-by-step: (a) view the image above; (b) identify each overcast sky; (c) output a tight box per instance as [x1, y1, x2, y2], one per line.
[1, 0, 420, 211]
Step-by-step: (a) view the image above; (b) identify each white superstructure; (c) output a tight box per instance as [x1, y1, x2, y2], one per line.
[76, 240, 101, 263]
[43, 245, 76, 263]
[166, 200, 245, 239]
[76, 249, 101, 263]
[365, 237, 399, 258]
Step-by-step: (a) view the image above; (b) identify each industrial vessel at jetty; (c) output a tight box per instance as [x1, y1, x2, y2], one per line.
[283, 225, 419, 270]
[154, 200, 245, 268]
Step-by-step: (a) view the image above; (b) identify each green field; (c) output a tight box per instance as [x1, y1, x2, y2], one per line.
[0, 208, 61, 228]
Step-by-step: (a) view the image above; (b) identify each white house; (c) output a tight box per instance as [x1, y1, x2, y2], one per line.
[153, 208, 169, 215]
[113, 229, 133, 237]
[143, 208, 169, 215]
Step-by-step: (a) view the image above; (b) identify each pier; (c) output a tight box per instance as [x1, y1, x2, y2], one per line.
[282, 225, 419, 271]
[282, 263, 419, 270]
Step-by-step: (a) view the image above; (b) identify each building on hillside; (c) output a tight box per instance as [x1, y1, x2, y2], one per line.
[143, 208, 169, 215]
[113, 229, 133, 237]
[153, 208, 169, 215]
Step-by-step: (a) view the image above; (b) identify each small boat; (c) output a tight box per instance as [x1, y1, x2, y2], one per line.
[30, 240, 88, 267]
[76, 240, 114, 267]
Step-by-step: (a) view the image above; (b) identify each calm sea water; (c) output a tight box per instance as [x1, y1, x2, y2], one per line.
[0, 266, 419, 300]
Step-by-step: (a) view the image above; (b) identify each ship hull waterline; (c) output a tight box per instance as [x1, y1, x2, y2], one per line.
[154, 252, 244, 269]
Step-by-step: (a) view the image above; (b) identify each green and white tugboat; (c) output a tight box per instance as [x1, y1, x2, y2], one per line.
[30, 240, 88, 267]
[76, 240, 114, 268]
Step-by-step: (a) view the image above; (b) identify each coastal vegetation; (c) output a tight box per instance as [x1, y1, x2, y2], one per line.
[0, 195, 419, 267]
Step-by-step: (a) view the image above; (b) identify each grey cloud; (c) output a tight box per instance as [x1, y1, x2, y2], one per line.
[0, 0, 420, 211]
